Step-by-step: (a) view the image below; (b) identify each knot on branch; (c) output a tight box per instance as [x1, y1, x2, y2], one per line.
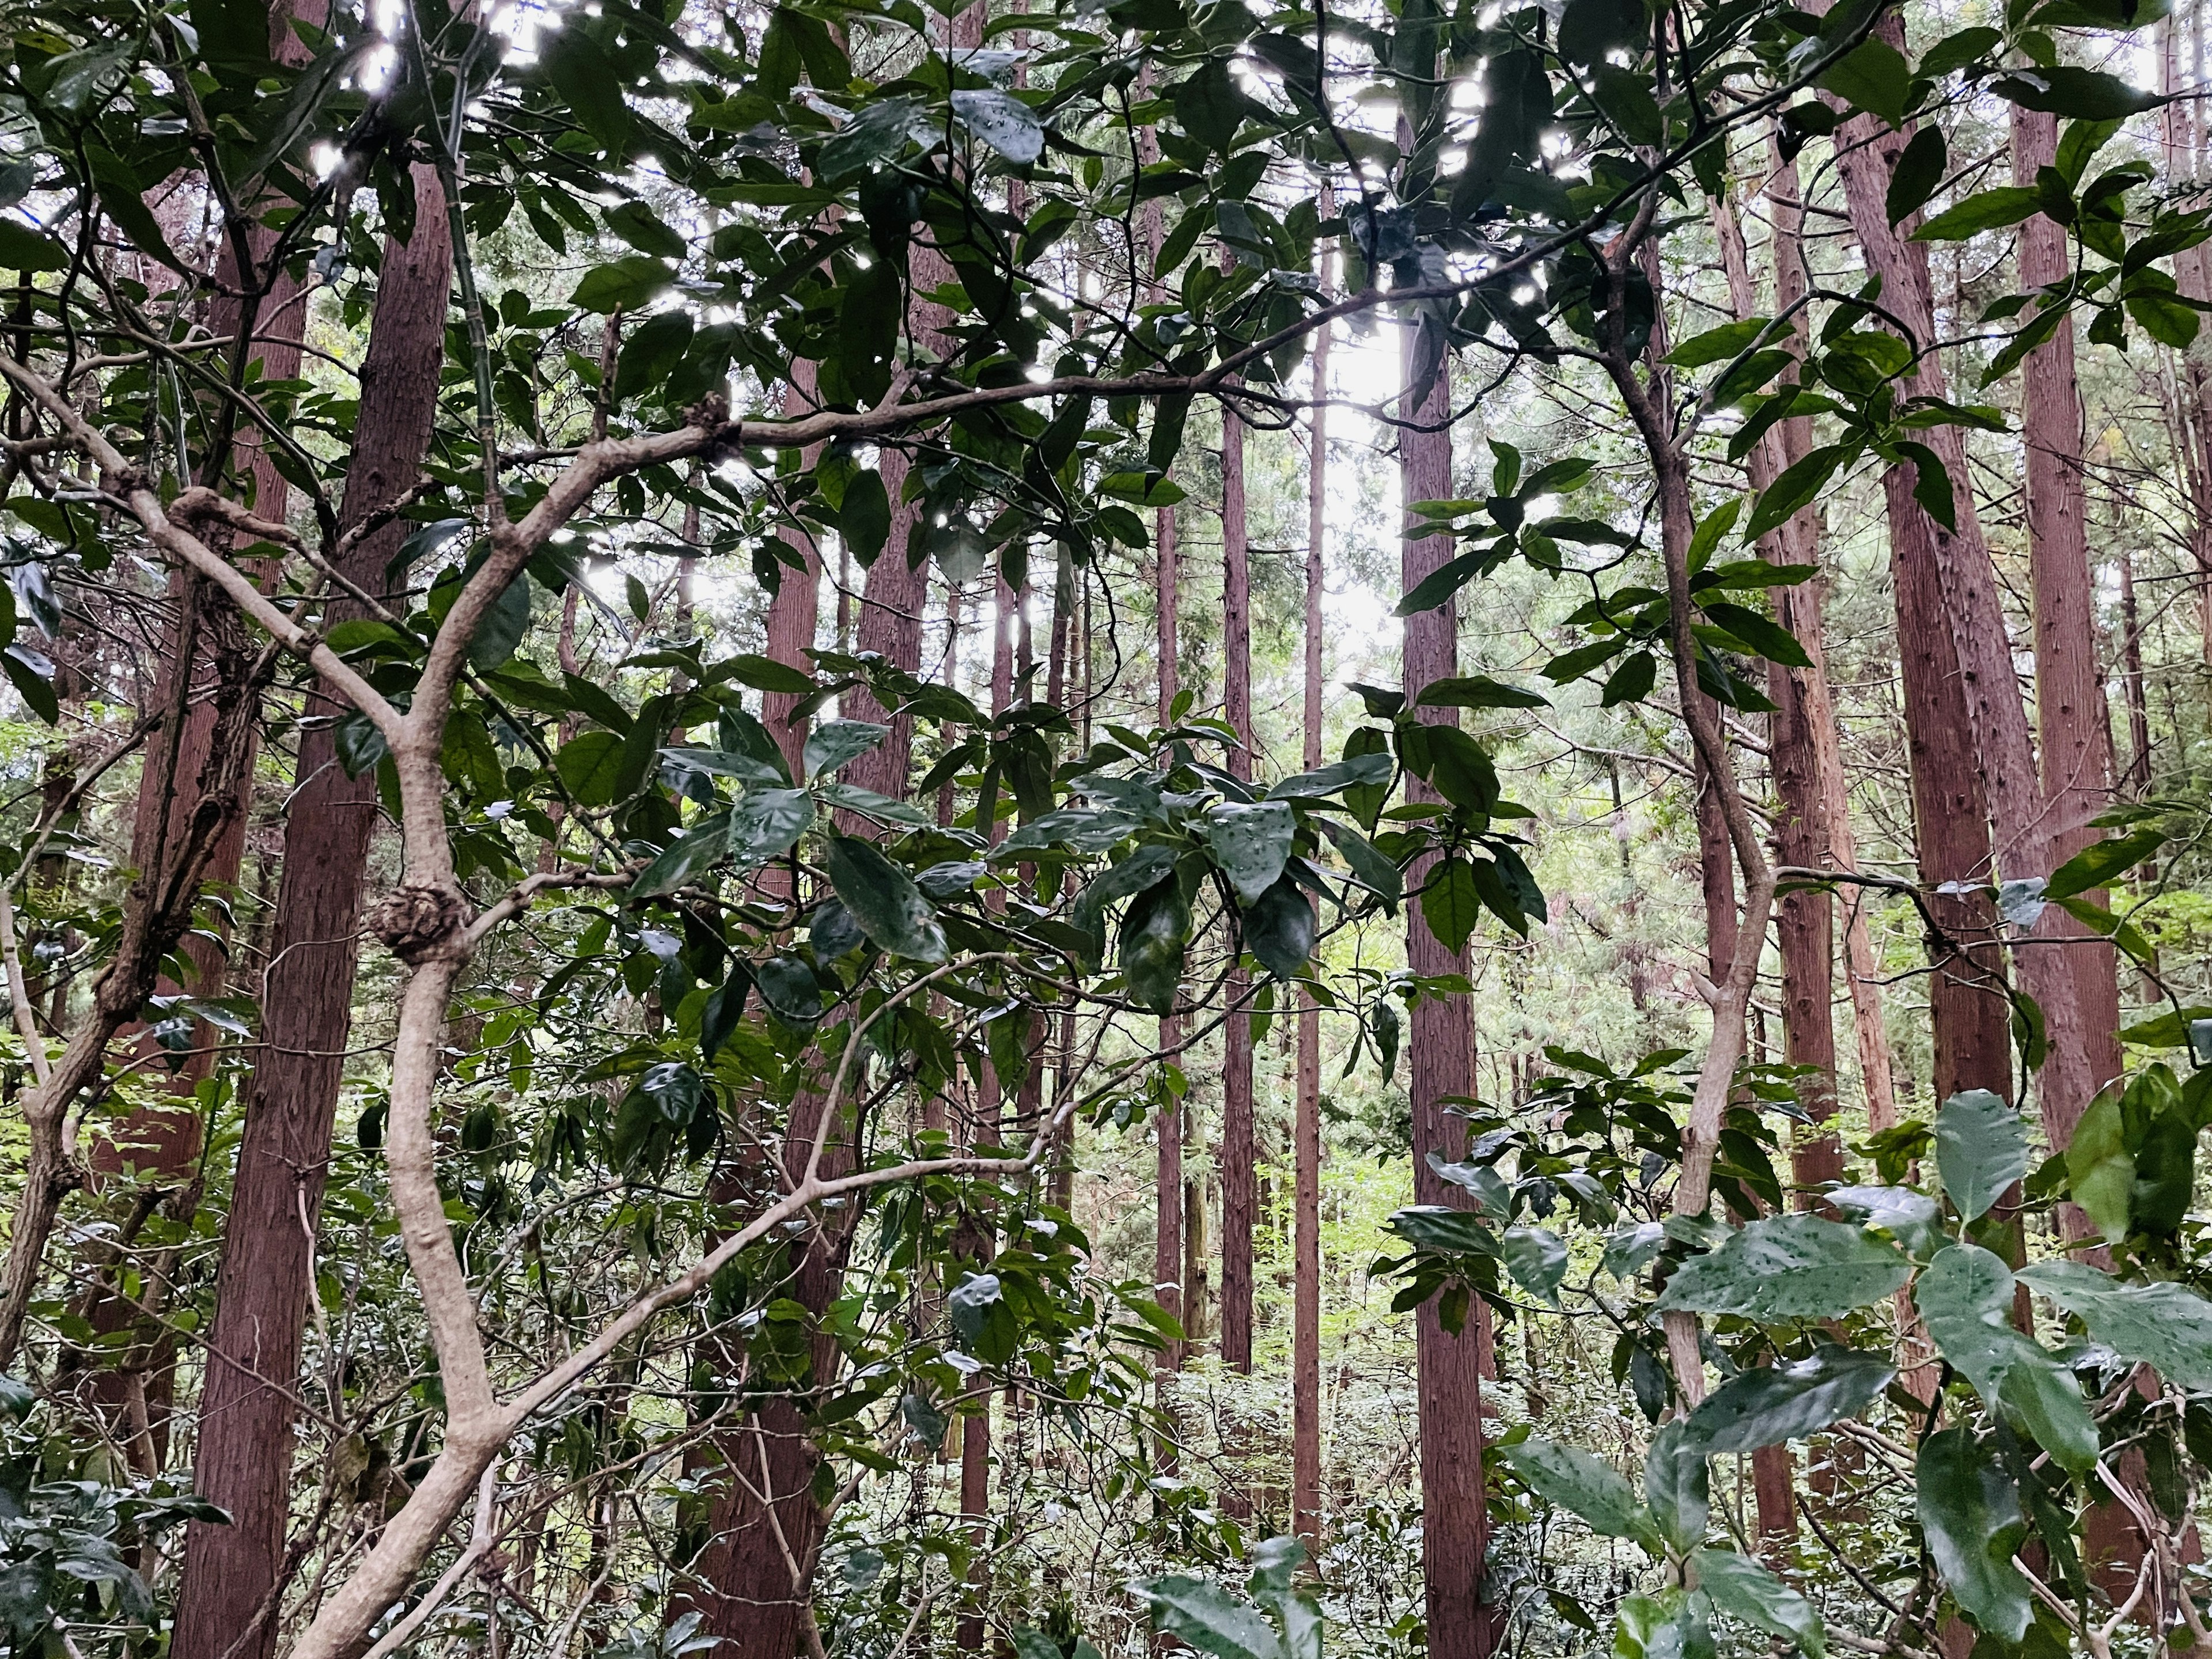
[368, 882, 471, 963]
[683, 392, 740, 461]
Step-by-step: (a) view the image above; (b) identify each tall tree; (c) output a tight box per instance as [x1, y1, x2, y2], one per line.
[1220, 354, 1255, 1385]
[1402, 334, 1490, 1659]
[1833, 45, 2081, 1143]
[1291, 194, 1332, 1554]
[2013, 104, 2124, 1109]
[171, 164, 455, 1659]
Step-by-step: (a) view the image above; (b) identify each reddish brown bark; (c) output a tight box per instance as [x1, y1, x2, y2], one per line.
[2013, 106, 2124, 1107]
[1292, 204, 1331, 1554]
[171, 167, 454, 1659]
[1220, 380, 1255, 1384]
[1402, 333, 1491, 1659]
[763, 358, 824, 781]
[1834, 46, 2093, 1156]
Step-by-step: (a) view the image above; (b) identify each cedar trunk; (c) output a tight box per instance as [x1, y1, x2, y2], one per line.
[1402, 334, 1491, 1659]
[171, 167, 454, 1659]
[1220, 381, 1255, 1384]
[1292, 213, 1331, 1552]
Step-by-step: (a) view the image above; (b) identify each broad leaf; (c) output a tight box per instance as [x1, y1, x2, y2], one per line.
[1916, 1247, 2097, 1473]
[1655, 1214, 1910, 1320]
[1244, 876, 1316, 980]
[1203, 801, 1296, 904]
[1501, 1438, 1661, 1552]
[1692, 1547, 1824, 1659]
[1917, 1429, 2031, 1643]
[2018, 1259, 2212, 1392]
[1683, 1347, 1895, 1452]
[1934, 1089, 2028, 1224]
[823, 835, 948, 963]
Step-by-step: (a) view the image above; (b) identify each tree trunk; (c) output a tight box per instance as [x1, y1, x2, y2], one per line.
[171, 166, 454, 1659]
[763, 358, 824, 781]
[1220, 368, 1255, 1385]
[2013, 104, 2124, 1107]
[1834, 58, 2075, 1136]
[1292, 198, 1331, 1555]
[1402, 334, 1491, 1659]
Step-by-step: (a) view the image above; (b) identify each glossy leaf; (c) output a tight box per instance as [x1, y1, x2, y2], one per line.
[1917, 1429, 2031, 1643]
[1683, 1347, 1896, 1453]
[1655, 1214, 1910, 1321]
[823, 835, 948, 963]
[2019, 1260, 2212, 1392]
[1501, 1438, 1661, 1552]
[1933, 1088, 2028, 1224]
[1692, 1547, 1824, 1659]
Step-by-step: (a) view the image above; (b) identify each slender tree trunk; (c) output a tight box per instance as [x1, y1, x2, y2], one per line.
[1835, 56, 2085, 1139]
[1220, 365, 1255, 1385]
[171, 166, 455, 1659]
[2120, 541, 2152, 794]
[1291, 196, 1332, 1555]
[1401, 333, 1490, 1659]
[2014, 105, 2124, 1105]
[1141, 104, 1185, 1390]
[763, 358, 825, 781]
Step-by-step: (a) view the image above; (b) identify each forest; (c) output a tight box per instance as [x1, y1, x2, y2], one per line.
[4, 0, 2212, 1651]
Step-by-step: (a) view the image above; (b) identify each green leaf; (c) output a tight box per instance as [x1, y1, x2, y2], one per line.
[1244, 876, 1316, 980]
[1683, 1347, 1896, 1453]
[823, 835, 948, 963]
[1692, 1548, 1825, 1659]
[1601, 652, 1658, 707]
[1615, 1592, 1714, 1659]
[1502, 1438, 1662, 1552]
[1266, 751, 1395, 800]
[819, 96, 933, 180]
[1699, 600, 1810, 668]
[1134, 1574, 1283, 1659]
[1586, 63, 1663, 145]
[1, 645, 58, 723]
[1744, 444, 1851, 541]
[951, 89, 1044, 164]
[1501, 1225, 1569, 1305]
[1916, 1246, 2097, 1472]
[571, 256, 674, 313]
[1895, 441, 1957, 532]
[948, 1271, 1019, 1365]
[1315, 817, 1403, 911]
[1887, 125, 1948, 226]
[604, 200, 685, 259]
[0, 220, 69, 272]
[1912, 186, 2043, 241]
[1120, 877, 1192, 1016]
[840, 470, 891, 566]
[1666, 319, 1764, 369]
[556, 729, 628, 806]
[2045, 825, 2164, 899]
[728, 787, 814, 863]
[1171, 59, 1249, 154]
[632, 813, 731, 898]
[1414, 674, 1550, 710]
[802, 719, 888, 781]
[1917, 1428, 2032, 1643]
[543, 26, 633, 151]
[2018, 1260, 2212, 1392]
[2066, 1089, 2133, 1239]
[1819, 37, 1911, 128]
[613, 309, 694, 403]
[756, 953, 825, 1029]
[1656, 1214, 1910, 1321]
[1643, 1419, 1709, 1551]
[1934, 1088, 2029, 1224]
[1991, 66, 2165, 121]
[1421, 856, 1483, 955]
[467, 576, 532, 672]
[1203, 801, 1296, 904]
